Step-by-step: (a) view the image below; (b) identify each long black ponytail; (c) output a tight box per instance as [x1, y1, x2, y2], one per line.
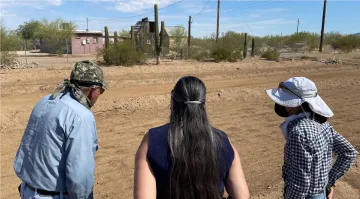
[168, 76, 222, 199]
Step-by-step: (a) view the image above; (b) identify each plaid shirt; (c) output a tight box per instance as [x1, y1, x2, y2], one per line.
[282, 116, 358, 199]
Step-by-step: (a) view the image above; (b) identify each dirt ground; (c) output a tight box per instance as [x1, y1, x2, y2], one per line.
[1, 54, 360, 199]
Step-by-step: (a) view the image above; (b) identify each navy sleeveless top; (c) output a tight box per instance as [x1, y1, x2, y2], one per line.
[147, 123, 234, 199]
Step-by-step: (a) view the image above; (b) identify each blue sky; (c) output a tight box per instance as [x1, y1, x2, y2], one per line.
[1, 0, 359, 37]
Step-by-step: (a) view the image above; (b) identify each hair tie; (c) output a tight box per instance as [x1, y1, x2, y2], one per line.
[184, 101, 202, 104]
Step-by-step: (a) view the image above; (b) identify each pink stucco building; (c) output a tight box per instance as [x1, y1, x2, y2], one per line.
[70, 31, 104, 55]
[40, 30, 127, 55]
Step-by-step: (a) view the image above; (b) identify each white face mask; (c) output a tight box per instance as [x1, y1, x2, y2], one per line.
[280, 112, 311, 141]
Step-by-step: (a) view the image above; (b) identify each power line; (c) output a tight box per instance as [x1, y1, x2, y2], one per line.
[234, 0, 278, 10]
[89, 0, 185, 21]
[89, 11, 153, 21]
[233, 0, 257, 35]
[223, 0, 287, 35]
[235, 0, 287, 12]
[192, 0, 211, 20]
[225, 0, 287, 13]
[234, 0, 286, 35]
[229, 0, 276, 11]
[246, 23, 254, 35]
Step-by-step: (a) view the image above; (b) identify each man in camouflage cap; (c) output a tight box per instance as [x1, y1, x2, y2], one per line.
[53, 60, 109, 109]
[70, 60, 109, 89]
[14, 60, 108, 199]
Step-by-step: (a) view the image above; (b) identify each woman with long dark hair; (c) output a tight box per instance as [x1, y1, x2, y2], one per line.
[134, 76, 249, 199]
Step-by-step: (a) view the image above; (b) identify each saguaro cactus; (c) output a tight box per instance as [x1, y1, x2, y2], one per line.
[243, 33, 248, 58]
[160, 21, 165, 57]
[105, 26, 110, 49]
[114, 31, 119, 45]
[104, 26, 110, 63]
[131, 26, 135, 50]
[251, 38, 255, 57]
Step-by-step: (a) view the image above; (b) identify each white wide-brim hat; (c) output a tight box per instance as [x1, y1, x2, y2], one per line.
[265, 77, 334, 117]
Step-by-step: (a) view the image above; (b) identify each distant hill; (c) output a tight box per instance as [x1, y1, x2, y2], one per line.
[353, 33, 360, 37]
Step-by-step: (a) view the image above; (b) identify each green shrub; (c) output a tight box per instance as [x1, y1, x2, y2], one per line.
[230, 49, 243, 62]
[325, 32, 342, 51]
[337, 35, 359, 53]
[1, 23, 21, 67]
[325, 32, 360, 53]
[224, 49, 243, 62]
[190, 49, 210, 61]
[227, 53, 237, 62]
[56, 49, 64, 57]
[211, 46, 231, 62]
[262, 35, 285, 48]
[0, 51, 17, 67]
[192, 50, 210, 61]
[307, 36, 320, 52]
[103, 40, 146, 66]
[191, 37, 215, 52]
[188, 31, 360, 57]
[191, 31, 246, 62]
[261, 48, 280, 61]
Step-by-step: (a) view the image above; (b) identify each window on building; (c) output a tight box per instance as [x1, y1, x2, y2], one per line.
[94, 37, 98, 44]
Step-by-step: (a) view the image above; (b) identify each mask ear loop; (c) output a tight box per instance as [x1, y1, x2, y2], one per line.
[312, 112, 315, 120]
[300, 104, 311, 120]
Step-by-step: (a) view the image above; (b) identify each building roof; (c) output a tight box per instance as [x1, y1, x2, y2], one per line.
[75, 30, 103, 34]
[75, 30, 130, 38]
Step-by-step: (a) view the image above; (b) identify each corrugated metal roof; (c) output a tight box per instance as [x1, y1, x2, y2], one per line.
[75, 30, 130, 38]
[75, 30, 103, 34]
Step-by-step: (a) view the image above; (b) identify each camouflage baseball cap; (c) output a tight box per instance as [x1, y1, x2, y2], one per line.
[70, 60, 108, 89]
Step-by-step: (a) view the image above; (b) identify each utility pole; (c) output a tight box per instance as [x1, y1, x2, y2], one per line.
[188, 16, 192, 59]
[24, 40, 28, 66]
[319, 0, 327, 52]
[86, 18, 89, 54]
[154, 4, 160, 64]
[62, 22, 69, 62]
[66, 40, 69, 63]
[216, 0, 220, 44]
[297, 18, 300, 34]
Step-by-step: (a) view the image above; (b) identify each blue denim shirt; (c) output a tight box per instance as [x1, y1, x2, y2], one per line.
[13, 92, 98, 199]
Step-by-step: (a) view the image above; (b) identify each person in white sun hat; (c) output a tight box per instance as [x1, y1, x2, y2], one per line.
[265, 77, 358, 199]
